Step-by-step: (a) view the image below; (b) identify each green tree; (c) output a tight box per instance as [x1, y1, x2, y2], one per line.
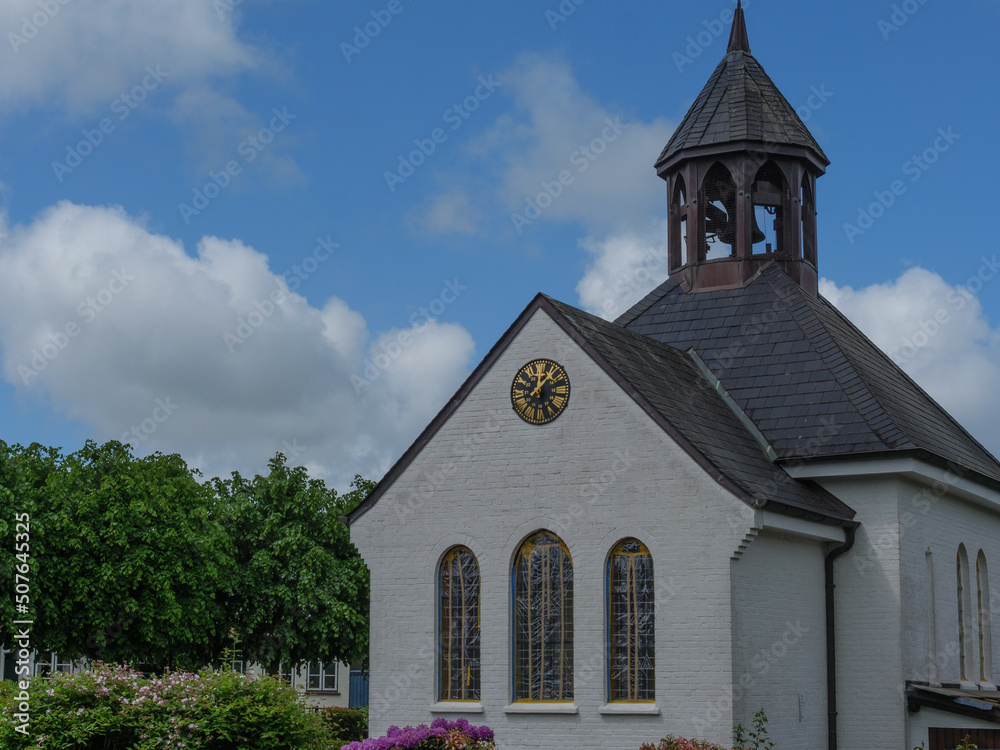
[1, 440, 234, 669]
[0, 441, 62, 638]
[215, 455, 372, 673]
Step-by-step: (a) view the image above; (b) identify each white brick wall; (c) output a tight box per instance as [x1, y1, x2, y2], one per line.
[351, 309, 760, 749]
[816, 476, 907, 747]
[730, 530, 828, 748]
[894, 477, 1000, 688]
[816, 472, 1000, 746]
[352, 305, 1000, 748]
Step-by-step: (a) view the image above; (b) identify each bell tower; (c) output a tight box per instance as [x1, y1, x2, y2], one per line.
[656, 2, 830, 295]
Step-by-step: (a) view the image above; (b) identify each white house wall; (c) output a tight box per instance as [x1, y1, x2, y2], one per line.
[730, 529, 828, 748]
[816, 471, 1000, 746]
[894, 475, 1000, 689]
[350, 308, 758, 749]
[814, 475, 906, 748]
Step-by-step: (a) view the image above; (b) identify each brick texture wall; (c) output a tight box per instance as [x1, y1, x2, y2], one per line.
[351, 309, 760, 748]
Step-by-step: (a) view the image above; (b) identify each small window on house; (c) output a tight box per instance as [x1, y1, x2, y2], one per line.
[307, 662, 338, 692]
[608, 539, 655, 702]
[34, 654, 52, 679]
[752, 162, 787, 255]
[439, 546, 481, 701]
[978, 552, 993, 683]
[278, 662, 294, 686]
[33, 653, 71, 678]
[513, 531, 573, 702]
[54, 654, 72, 674]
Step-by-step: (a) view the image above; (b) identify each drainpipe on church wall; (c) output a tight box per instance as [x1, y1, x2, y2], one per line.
[825, 525, 857, 750]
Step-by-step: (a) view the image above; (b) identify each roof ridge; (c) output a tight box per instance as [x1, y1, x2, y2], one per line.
[747, 60, 826, 156]
[659, 57, 729, 163]
[762, 268, 914, 452]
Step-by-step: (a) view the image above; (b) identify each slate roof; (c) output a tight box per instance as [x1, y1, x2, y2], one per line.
[546, 297, 855, 523]
[655, 15, 828, 169]
[617, 264, 1000, 489]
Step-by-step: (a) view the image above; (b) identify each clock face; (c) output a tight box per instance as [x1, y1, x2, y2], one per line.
[511, 359, 571, 425]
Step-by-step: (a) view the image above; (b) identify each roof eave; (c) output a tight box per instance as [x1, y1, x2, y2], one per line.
[656, 139, 830, 177]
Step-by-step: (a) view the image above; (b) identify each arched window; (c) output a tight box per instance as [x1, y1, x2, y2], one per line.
[978, 551, 993, 683]
[513, 531, 573, 701]
[608, 539, 655, 702]
[702, 163, 738, 261]
[752, 162, 788, 256]
[670, 175, 689, 271]
[439, 547, 480, 701]
[958, 545, 973, 680]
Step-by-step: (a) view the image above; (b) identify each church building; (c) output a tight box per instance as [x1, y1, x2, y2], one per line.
[348, 5, 1000, 748]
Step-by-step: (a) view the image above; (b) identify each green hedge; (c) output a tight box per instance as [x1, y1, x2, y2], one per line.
[317, 706, 366, 744]
[0, 664, 331, 749]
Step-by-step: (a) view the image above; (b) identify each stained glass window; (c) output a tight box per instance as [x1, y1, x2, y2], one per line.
[439, 547, 481, 701]
[608, 539, 655, 702]
[513, 532, 573, 701]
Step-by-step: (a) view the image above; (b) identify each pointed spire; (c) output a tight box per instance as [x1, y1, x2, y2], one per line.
[728, 0, 751, 53]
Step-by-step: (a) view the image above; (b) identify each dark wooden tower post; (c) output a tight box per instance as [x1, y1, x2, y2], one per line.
[656, 1, 830, 295]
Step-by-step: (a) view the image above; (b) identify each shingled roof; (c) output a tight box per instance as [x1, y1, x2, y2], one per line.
[655, 5, 828, 170]
[617, 264, 1000, 490]
[546, 297, 855, 523]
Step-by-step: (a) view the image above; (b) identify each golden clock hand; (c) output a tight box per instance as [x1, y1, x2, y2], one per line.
[532, 371, 554, 398]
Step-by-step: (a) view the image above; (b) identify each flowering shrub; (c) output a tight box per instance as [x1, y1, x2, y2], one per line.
[641, 737, 741, 750]
[0, 663, 329, 749]
[343, 717, 494, 750]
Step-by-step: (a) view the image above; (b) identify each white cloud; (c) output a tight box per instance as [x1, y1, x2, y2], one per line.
[412, 52, 676, 320]
[0, 0, 257, 114]
[821, 267, 1000, 458]
[575, 222, 669, 320]
[0, 201, 476, 487]
[0, 0, 293, 175]
[411, 190, 482, 236]
[476, 53, 673, 234]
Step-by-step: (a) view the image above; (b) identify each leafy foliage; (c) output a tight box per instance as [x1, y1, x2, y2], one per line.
[0, 440, 372, 672]
[1, 440, 233, 669]
[214, 457, 373, 672]
[914, 737, 980, 750]
[317, 706, 367, 745]
[0, 663, 330, 749]
[732, 709, 775, 750]
[641, 738, 734, 750]
[641, 708, 775, 750]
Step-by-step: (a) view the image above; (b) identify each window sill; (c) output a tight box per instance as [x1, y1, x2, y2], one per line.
[504, 703, 578, 715]
[431, 702, 484, 714]
[304, 690, 341, 696]
[599, 703, 660, 716]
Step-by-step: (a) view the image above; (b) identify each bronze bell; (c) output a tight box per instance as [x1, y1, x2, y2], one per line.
[704, 184, 767, 247]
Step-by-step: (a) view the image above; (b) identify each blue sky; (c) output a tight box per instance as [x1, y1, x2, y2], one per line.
[0, 0, 997, 486]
